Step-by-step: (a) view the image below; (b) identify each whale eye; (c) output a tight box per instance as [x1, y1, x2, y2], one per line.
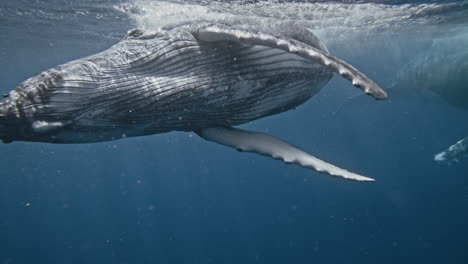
[128, 29, 144, 38]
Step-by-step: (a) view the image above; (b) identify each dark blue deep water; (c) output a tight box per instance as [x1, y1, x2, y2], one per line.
[1, 0, 468, 263]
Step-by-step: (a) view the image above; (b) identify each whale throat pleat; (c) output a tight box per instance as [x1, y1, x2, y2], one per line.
[42, 35, 326, 133]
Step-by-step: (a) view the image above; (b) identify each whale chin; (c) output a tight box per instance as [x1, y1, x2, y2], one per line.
[0, 102, 14, 143]
[0, 118, 16, 144]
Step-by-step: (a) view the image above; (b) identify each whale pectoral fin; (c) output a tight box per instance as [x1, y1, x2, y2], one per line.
[196, 126, 374, 182]
[193, 25, 387, 100]
[434, 135, 468, 165]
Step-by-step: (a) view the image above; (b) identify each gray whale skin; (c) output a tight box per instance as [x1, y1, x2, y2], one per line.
[0, 23, 387, 181]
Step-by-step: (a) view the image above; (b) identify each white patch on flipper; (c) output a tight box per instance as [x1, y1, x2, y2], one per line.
[196, 126, 374, 182]
[32, 120, 64, 133]
[434, 152, 446, 163]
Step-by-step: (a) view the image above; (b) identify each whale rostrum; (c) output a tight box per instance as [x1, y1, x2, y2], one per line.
[0, 23, 387, 181]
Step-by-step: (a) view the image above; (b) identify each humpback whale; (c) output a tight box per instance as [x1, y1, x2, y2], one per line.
[0, 22, 386, 181]
[394, 34, 468, 164]
[406, 46, 468, 164]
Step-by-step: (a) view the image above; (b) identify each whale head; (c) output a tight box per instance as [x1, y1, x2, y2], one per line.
[0, 78, 69, 144]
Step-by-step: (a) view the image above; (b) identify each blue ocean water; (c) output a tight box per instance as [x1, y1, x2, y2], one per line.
[1, 0, 468, 263]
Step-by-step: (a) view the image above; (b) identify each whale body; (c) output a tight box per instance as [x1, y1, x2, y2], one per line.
[0, 22, 386, 181]
[403, 46, 468, 164]
[393, 34, 468, 164]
